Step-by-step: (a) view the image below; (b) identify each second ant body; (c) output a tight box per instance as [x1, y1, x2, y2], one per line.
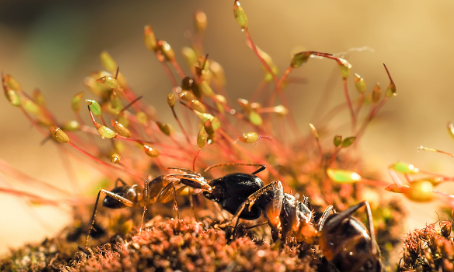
[86, 163, 381, 272]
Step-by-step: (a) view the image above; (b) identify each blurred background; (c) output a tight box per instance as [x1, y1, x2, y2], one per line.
[1, 0, 454, 254]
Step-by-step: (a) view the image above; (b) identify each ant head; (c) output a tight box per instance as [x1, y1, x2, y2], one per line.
[202, 179, 224, 203]
[203, 173, 264, 220]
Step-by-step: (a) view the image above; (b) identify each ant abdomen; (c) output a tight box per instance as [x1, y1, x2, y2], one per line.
[103, 184, 143, 209]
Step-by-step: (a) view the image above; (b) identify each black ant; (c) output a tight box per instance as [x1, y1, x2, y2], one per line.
[172, 162, 382, 272]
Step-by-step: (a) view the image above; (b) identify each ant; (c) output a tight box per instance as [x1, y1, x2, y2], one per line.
[84, 174, 188, 249]
[172, 162, 382, 272]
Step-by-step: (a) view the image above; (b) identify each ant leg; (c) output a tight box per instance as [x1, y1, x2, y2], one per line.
[363, 201, 379, 255]
[140, 179, 149, 233]
[214, 202, 226, 220]
[397, 257, 403, 270]
[227, 181, 283, 230]
[158, 183, 188, 203]
[84, 189, 134, 250]
[317, 205, 334, 231]
[168, 174, 212, 192]
[203, 163, 267, 175]
[157, 182, 181, 220]
[171, 183, 180, 220]
[114, 178, 128, 187]
[167, 167, 199, 175]
[189, 188, 198, 222]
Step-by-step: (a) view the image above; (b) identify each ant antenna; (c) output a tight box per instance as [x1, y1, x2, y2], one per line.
[436, 211, 442, 229]
[204, 163, 266, 175]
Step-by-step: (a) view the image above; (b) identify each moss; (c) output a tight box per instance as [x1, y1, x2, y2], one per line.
[66, 219, 324, 272]
[398, 220, 454, 272]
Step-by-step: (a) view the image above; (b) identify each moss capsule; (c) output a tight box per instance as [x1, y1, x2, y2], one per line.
[111, 153, 121, 164]
[158, 41, 175, 62]
[333, 135, 342, 147]
[50, 126, 70, 143]
[354, 74, 367, 94]
[197, 126, 208, 148]
[372, 83, 382, 103]
[233, 0, 248, 29]
[71, 92, 85, 112]
[389, 162, 419, 174]
[85, 99, 102, 116]
[144, 25, 158, 52]
[181, 47, 198, 69]
[291, 52, 311, 68]
[191, 100, 207, 113]
[337, 58, 351, 79]
[3, 74, 22, 92]
[239, 132, 259, 143]
[194, 10, 207, 33]
[143, 145, 160, 157]
[136, 111, 148, 125]
[61, 120, 80, 131]
[97, 125, 117, 139]
[111, 119, 132, 138]
[341, 137, 356, 148]
[249, 111, 262, 126]
[100, 51, 118, 74]
[404, 180, 434, 202]
[326, 168, 362, 184]
[157, 122, 173, 136]
[4, 89, 20, 107]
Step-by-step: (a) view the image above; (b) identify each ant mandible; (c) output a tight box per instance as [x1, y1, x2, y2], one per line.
[173, 162, 382, 272]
